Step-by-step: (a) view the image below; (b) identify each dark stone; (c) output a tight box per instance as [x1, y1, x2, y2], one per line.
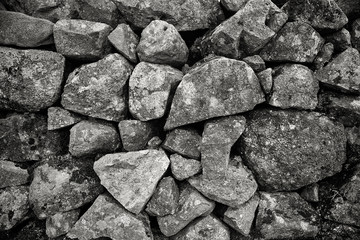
[242, 55, 266, 73]
[346, 127, 360, 164]
[46, 210, 80, 238]
[352, 19, 360, 53]
[300, 183, 320, 202]
[314, 42, 334, 70]
[325, 28, 351, 52]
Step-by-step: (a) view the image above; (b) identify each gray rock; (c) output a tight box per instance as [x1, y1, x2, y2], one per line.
[269, 64, 319, 110]
[53, 19, 113, 61]
[47, 107, 83, 131]
[61, 53, 133, 122]
[46, 210, 80, 238]
[137, 20, 188, 67]
[314, 42, 334, 70]
[67, 194, 153, 240]
[346, 127, 360, 164]
[0, 161, 29, 188]
[335, 0, 360, 19]
[325, 28, 351, 52]
[164, 57, 265, 130]
[257, 68, 273, 95]
[300, 183, 320, 203]
[147, 136, 163, 150]
[108, 24, 139, 63]
[340, 165, 360, 203]
[0, 47, 65, 112]
[129, 62, 183, 121]
[0, 11, 53, 47]
[220, 0, 248, 12]
[242, 55, 266, 73]
[239, 109, 346, 191]
[352, 19, 360, 53]
[170, 154, 202, 181]
[94, 150, 170, 214]
[260, 22, 324, 63]
[328, 201, 360, 227]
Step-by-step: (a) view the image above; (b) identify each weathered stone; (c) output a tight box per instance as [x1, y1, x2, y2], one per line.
[320, 221, 360, 239]
[224, 193, 259, 236]
[46, 210, 80, 238]
[242, 55, 266, 73]
[165, 57, 265, 130]
[325, 28, 351, 52]
[67, 194, 153, 240]
[239, 109, 346, 191]
[0, 113, 66, 163]
[172, 214, 230, 240]
[137, 20, 188, 67]
[352, 19, 360, 52]
[201, 115, 246, 178]
[29, 154, 103, 219]
[146, 176, 179, 217]
[129, 62, 183, 121]
[0, 186, 29, 230]
[53, 19, 112, 61]
[108, 24, 139, 63]
[269, 64, 319, 110]
[220, 0, 248, 12]
[328, 201, 360, 227]
[346, 127, 360, 164]
[0, 161, 29, 188]
[47, 107, 83, 131]
[340, 165, 360, 203]
[0, 47, 65, 112]
[300, 183, 320, 203]
[170, 154, 202, 181]
[94, 150, 170, 214]
[257, 68, 273, 95]
[256, 192, 319, 239]
[314, 42, 334, 70]
[157, 183, 215, 236]
[0, 11, 53, 47]
[147, 136, 163, 150]
[62, 53, 133, 122]
[335, 0, 360, 19]
[162, 127, 201, 160]
[260, 22, 324, 63]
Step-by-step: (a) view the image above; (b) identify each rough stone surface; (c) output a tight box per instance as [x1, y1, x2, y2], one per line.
[137, 20, 188, 67]
[165, 57, 265, 130]
[129, 62, 183, 121]
[325, 28, 351, 52]
[328, 201, 360, 227]
[314, 42, 334, 70]
[0, 47, 65, 112]
[94, 150, 170, 214]
[260, 22, 324, 63]
[67, 194, 153, 240]
[242, 55, 266, 73]
[220, 0, 248, 12]
[257, 68, 273, 95]
[340, 165, 360, 203]
[335, 0, 360, 19]
[170, 154, 202, 181]
[61, 53, 133, 122]
[29, 154, 103, 219]
[352, 19, 360, 53]
[0, 161, 29, 188]
[147, 136, 163, 150]
[239, 109, 346, 191]
[346, 127, 360, 164]
[300, 183, 320, 203]
[53, 19, 112, 61]
[46, 210, 80, 238]
[47, 107, 83, 131]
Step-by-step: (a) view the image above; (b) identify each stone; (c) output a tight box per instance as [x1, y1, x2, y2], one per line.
[352, 19, 360, 52]
[335, 0, 360, 19]
[256, 192, 319, 239]
[282, 0, 348, 32]
[129, 62, 183, 121]
[300, 183, 320, 202]
[61, 53, 133, 122]
[224, 194, 260, 236]
[201, 115, 246, 179]
[257, 68, 273, 95]
[220, 0, 248, 12]
[146, 176, 179, 216]
[112, 0, 223, 31]
[108, 24, 139, 63]
[242, 55, 266, 73]
[157, 183, 215, 236]
[46, 210, 80, 238]
[260, 22, 324, 63]
[0, 113, 66, 163]
[93, 150, 170, 214]
[328, 201, 360, 227]
[0, 47, 65, 112]
[0, 186, 29, 230]
[172, 215, 230, 240]
[0, 2, 6, 10]
[47, 107, 83, 131]
[325, 28, 351, 52]
[0, 161, 29, 188]
[147, 136, 163, 149]
[269, 64, 319, 110]
[238, 109, 346, 191]
[170, 154, 202, 181]
[137, 20, 188, 67]
[315, 48, 360, 94]
[29, 154, 103, 219]
[69, 120, 120, 157]
[314, 42, 334, 70]
[53, 19, 112, 61]
[340, 165, 360, 203]
[67, 194, 153, 240]
[0, 11, 53, 47]
[346, 127, 360, 164]
[165, 57, 265, 130]
[162, 127, 201, 160]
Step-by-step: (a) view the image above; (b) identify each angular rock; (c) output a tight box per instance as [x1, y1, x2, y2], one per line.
[335, 0, 360, 20]
[260, 22, 324, 63]
[146, 176, 179, 217]
[269, 64, 319, 110]
[162, 127, 201, 160]
[29, 154, 103, 219]
[147, 136, 163, 149]
[0, 47, 65, 112]
[53, 19, 112, 61]
[61, 53, 133, 121]
[325, 28, 351, 52]
[314, 42, 334, 70]
[340, 165, 360, 203]
[94, 150, 170, 214]
[47, 107, 83, 131]
[137, 20, 188, 67]
[257, 68, 273, 95]
[242, 55, 266, 73]
[346, 127, 360, 164]
[67, 194, 153, 240]
[0, 161, 29, 188]
[0, 186, 29, 230]
[300, 183, 320, 203]
[256, 192, 319, 239]
[108, 23, 139, 63]
[239, 109, 346, 191]
[0, 11, 53, 47]
[170, 154, 202, 181]
[157, 183, 215, 236]
[165, 57, 265, 130]
[220, 0, 248, 12]
[46, 210, 80, 238]
[352, 19, 360, 52]
[129, 62, 183, 121]
[328, 201, 360, 227]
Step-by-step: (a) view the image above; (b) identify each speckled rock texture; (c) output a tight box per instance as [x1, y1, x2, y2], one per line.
[170, 154, 202, 181]
[220, 0, 248, 12]
[325, 28, 351, 52]
[0, 161, 29, 188]
[46, 210, 80, 238]
[47, 107, 83, 131]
